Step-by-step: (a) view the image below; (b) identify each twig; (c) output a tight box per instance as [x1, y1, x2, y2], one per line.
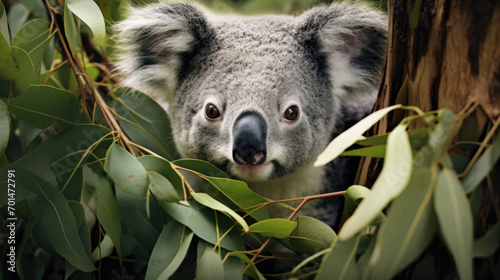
[245, 190, 346, 272]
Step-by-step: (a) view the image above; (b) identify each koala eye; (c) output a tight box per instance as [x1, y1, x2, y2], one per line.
[205, 103, 221, 120]
[283, 106, 299, 122]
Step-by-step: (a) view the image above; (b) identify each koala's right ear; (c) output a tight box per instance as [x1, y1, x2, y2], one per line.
[114, 4, 210, 103]
[299, 4, 388, 104]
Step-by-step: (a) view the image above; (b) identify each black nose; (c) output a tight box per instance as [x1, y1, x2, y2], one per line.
[232, 112, 267, 166]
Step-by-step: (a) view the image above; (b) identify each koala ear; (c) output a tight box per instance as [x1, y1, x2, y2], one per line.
[114, 4, 210, 104]
[299, 4, 388, 102]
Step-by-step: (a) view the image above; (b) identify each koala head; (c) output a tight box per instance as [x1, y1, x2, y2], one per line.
[114, 3, 387, 182]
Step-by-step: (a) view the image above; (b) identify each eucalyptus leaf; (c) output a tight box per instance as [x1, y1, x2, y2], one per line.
[12, 18, 50, 51]
[315, 104, 402, 166]
[148, 171, 180, 203]
[461, 133, 500, 193]
[473, 223, 500, 258]
[434, 168, 473, 280]
[19, 0, 48, 19]
[0, 33, 19, 80]
[104, 142, 149, 196]
[12, 18, 52, 83]
[173, 158, 230, 178]
[91, 235, 114, 263]
[67, 0, 106, 43]
[0, 125, 111, 204]
[339, 124, 412, 240]
[344, 185, 385, 225]
[316, 235, 362, 280]
[145, 221, 194, 280]
[8, 85, 80, 129]
[95, 175, 122, 258]
[64, 4, 78, 55]
[248, 219, 296, 239]
[139, 155, 183, 198]
[363, 168, 437, 280]
[7, 3, 29, 39]
[197, 243, 225, 280]
[0, 99, 10, 154]
[289, 216, 335, 255]
[192, 192, 249, 232]
[0, 3, 9, 42]
[115, 187, 163, 255]
[0, 46, 33, 97]
[229, 252, 266, 280]
[202, 176, 270, 221]
[160, 200, 245, 251]
[340, 145, 386, 158]
[23, 172, 95, 272]
[111, 88, 179, 160]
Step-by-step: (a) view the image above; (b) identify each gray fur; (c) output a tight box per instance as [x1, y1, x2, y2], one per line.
[114, 3, 387, 226]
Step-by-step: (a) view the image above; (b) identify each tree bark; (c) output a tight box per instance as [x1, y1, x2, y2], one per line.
[356, 0, 500, 185]
[354, 0, 500, 277]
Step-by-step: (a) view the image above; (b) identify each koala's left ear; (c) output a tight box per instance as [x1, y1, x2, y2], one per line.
[114, 4, 211, 104]
[299, 4, 388, 102]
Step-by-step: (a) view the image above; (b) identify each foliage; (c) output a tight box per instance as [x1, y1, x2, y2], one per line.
[0, 0, 498, 279]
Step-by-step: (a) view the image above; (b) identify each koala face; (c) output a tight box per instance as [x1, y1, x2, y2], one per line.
[114, 3, 387, 183]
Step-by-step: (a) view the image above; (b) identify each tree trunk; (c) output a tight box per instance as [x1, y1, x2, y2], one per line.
[354, 0, 500, 277]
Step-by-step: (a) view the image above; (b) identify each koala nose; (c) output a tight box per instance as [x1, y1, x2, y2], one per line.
[232, 113, 267, 166]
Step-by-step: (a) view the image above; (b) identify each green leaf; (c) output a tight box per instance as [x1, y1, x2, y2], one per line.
[363, 168, 437, 280]
[0, 27, 19, 80]
[139, 155, 183, 198]
[315, 104, 402, 166]
[173, 158, 230, 178]
[197, 243, 225, 280]
[19, 0, 48, 20]
[67, 0, 105, 43]
[8, 85, 80, 129]
[64, 3, 78, 55]
[289, 216, 335, 255]
[229, 252, 266, 280]
[91, 235, 114, 262]
[202, 176, 270, 221]
[434, 168, 473, 280]
[248, 219, 296, 239]
[95, 174, 122, 258]
[12, 18, 50, 51]
[7, 3, 29, 39]
[111, 88, 179, 160]
[461, 133, 500, 193]
[192, 192, 249, 233]
[416, 109, 456, 166]
[115, 187, 163, 254]
[473, 223, 500, 258]
[316, 235, 362, 280]
[145, 221, 194, 280]
[11, 18, 52, 83]
[0, 99, 10, 154]
[339, 124, 412, 240]
[0, 46, 33, 97]
[104, 142, 149, 196]
[0, 125, 111, 204]
[344, 185, 385, 225]
[23, 172, 95, 272]
[159, 200, 245, 251]
[148, 171, 180, 203]
[340, 145, 386, 158]
[0, 3, 9, 42]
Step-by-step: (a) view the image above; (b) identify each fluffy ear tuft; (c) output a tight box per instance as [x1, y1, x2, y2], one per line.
[113, 4, 211, 105]
[300, 4, 388, 104]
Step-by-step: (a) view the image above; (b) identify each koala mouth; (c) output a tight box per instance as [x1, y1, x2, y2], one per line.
[230, 161, 273, 182]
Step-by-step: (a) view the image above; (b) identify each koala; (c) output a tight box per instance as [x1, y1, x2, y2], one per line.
[114, 2, 387, 227]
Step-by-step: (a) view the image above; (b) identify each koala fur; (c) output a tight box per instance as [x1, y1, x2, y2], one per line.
[114, 2, 387, 227]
